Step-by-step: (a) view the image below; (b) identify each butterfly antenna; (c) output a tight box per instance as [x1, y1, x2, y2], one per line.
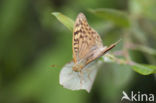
[103, 39, 121, 54]
[113, 39, 121, 45]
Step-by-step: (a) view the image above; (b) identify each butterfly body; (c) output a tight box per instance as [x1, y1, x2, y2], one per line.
[72, 61, 85, 72]
[72, 47, 106, 72]
[72, 13, 118, 72]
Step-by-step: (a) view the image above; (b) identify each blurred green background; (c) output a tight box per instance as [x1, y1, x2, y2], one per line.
[0, 0, 156, 103]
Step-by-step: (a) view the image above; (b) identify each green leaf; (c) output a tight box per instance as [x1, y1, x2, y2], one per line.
[52, 12, 74, 31]
[132, 63, 156, 75]
[89, 8, 131, 28]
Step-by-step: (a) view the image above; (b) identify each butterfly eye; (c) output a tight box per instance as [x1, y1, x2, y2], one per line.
[73, 64, 84, 72]
[72, 65, 80, 72]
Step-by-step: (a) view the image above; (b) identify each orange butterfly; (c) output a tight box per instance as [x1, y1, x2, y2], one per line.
[72, 13, 119, 72]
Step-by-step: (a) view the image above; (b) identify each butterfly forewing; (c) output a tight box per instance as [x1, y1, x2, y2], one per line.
[72, 13, 103, 64]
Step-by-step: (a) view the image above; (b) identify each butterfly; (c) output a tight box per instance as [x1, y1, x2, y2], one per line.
[72, 13, 119, 72]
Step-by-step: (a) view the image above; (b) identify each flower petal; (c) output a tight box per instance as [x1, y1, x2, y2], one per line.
[59, 61, 102, 92]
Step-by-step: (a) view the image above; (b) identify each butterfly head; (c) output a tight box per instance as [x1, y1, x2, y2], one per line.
[72, 63, 84, 72]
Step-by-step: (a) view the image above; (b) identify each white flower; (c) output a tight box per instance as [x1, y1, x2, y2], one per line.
[59, 60, 103, 92]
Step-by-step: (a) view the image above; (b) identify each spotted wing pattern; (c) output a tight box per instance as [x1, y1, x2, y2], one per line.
[72, 13, 103, 63]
